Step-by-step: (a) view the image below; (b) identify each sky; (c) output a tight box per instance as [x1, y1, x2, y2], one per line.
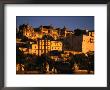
[16, 16, 94, 31]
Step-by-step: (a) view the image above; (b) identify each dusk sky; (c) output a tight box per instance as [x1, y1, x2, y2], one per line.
[16, 16, 94, 31]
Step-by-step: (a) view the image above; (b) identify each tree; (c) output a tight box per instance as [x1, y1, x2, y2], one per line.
[42, 34, 54, 40]
[16, 47, 24, 63]
[16, 47, 24, 71]
[21, 36, 28, 42]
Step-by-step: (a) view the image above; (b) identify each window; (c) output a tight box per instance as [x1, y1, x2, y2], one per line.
[41, 50, 43, 53]
[90, 38, 94, 43]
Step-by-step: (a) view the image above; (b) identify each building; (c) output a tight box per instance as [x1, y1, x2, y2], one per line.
[23, 24, 35, 39]
[63, 31, 94, 53]
[18, 24, 74, 41]
[82, 31, 94, 53]
[31, 40, 62, 56]
[60, 26, 67, 37]
[31, 40, 51, 55]
[51, 41, 62, 51]
[40, 25, 59, 40]
[66, 31, 74, 37]
[40, 25, 51, 34]
[20, 24, 43, 40]
[59, 26, 73, 38]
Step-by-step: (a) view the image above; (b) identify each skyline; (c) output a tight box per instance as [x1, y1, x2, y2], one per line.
[16, 16, 94, 31]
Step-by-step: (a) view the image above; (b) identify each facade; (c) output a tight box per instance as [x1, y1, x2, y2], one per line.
[40, 26, 50, 34]
[51, 41, 62, 51]
[66, 31, 74, 37]
[31, 40, 51, 55]
[64, 31, 94, 53]
[51, 29, 59, 40]
[23, 25, 35, 39]
[31, 40, 63, 56]
[21, 25, 74, 40]
[82, 31, 94, 53]
[22, 24, 43, 40]
[60, 27, 67, 37]
[40, 25, 59, 40]
[60, 27, 73, 38]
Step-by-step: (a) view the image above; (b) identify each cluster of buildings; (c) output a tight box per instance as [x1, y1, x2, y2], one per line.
[16, 24, 94, 57]
[18, 24, 74, 40]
